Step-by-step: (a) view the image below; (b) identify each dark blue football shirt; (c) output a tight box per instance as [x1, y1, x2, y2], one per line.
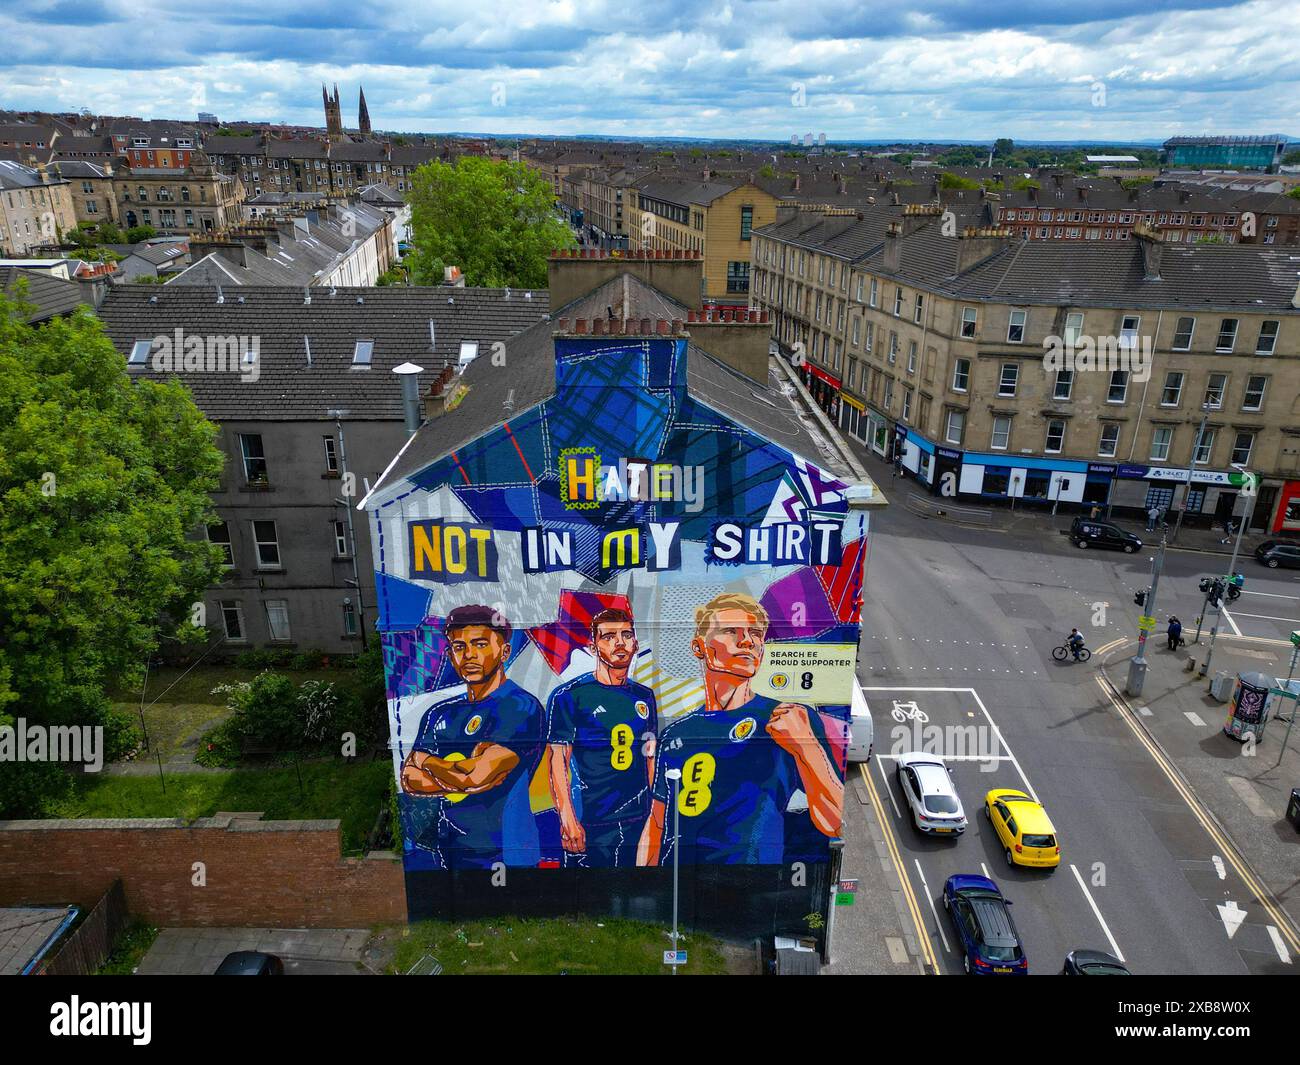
[547, 674, 658, 825]
[409, 678, 545, 867]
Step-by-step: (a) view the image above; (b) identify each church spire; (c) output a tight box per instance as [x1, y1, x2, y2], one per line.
[358, 86, 371, 136]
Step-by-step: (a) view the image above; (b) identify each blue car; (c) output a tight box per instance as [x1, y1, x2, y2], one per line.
[943, 874, 1028, 974]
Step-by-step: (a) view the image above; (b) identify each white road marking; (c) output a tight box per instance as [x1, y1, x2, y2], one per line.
[913, 859, 951, 953]
[1228, 610, 1300, 624]
[1226, 776, 1273, 818]
[1267, 926, 1293, 965]
[873, 754, 903, 819]
[1238, 589, 1300, 601]
[1069, 863, 1126, 963]
[1184, 711, 1207, 727]
[1218, 900, 1247, 939]
[968, 688, 1036, 801]
[1138, 705, 1153, 717]
[1212, 855, 1226, 880]
[1222, 608, 1243, 637]
[980, 862, 991, 879]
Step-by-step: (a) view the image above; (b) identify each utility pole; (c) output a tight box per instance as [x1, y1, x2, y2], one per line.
[1199, 472, 1255, 684]
[330, 409, 369, 651]
[1126, 524, 1167, 697]
[666, 768, 682, 975]
[1172, 405, 1210, 544]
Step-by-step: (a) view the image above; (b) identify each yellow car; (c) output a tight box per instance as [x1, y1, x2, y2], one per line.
[984, 789, 1060, 869]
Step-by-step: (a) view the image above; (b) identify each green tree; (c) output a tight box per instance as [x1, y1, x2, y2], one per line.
[0, 285, 225, 816]
[125, 224, 157, 244]
[406, 157, 575, 288]
[1287, 186, 1300, 200]
[1282, 150, 1300, 166]
[938, 172, 980, 191]
[993, 138, 1014, 157]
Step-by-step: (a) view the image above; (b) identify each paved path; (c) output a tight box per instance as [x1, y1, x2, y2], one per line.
[137, 927, 376, 975]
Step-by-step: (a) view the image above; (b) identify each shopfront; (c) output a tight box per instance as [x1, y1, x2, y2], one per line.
[1110, 464, 1251, 524]
[955, 453, 1108, 508]
[895, 425, 935, 486]
[805, 363, 841, 418]
[1275, 480, 1300, 535]
[838, 392, 868, 444]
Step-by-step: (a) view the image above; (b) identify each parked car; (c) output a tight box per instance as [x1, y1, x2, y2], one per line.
[895, 752, 967, 834]
[1069, 517, 1142, 553]
[1255, 540, 1300, 570]
[984, 788, 1061, 869]
[214, 951, 284, 975]
[943, 874, 1028, 974]
[847, 683, 874, 762]
[1063, 949, 1130, 975]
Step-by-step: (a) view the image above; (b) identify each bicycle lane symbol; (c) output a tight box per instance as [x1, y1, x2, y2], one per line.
[890, 700, 929, 724]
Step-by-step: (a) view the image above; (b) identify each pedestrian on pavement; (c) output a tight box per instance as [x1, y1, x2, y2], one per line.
[1147, 505, 1160, 531]
[1090, 505, 1101, 520]
[1220, 518, 1236, 544]
[1167, 616, 1183, 651]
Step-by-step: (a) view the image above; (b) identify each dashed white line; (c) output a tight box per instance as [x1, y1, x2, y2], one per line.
[1069, 863, 1126, 963]
[1184, 711, 1207, 727]
[1222, 608, 1243, 638]
[913, 859, 951, 953]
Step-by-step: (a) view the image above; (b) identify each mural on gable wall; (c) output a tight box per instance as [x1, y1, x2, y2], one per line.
[365, 333, 866, 889]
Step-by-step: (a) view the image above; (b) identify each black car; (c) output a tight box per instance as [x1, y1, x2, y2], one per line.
[1070, 517, 1142, 553]
[214, 951, 284, 975]
[1063, 949, 1130, 975]
[1255, 540, 1300, 570]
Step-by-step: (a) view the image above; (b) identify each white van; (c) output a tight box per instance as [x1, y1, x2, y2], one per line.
[847, 682, 873, 762]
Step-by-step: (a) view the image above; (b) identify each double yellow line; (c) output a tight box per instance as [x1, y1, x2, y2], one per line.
[858, 762, 940, 973]
[1095, 673, 1300, 956]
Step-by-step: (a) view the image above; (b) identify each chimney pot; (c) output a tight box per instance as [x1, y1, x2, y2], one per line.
[656, 319, 669, 335]
[576, 318, 588, 334]
[640, 317, 652, 334]
[593, 318, 607, 335]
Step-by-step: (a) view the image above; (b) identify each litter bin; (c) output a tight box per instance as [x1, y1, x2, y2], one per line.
[1288, 789, 1300, 833]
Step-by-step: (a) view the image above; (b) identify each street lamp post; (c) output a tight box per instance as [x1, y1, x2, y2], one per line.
[1172, 405, 1211, 544]
[1126, 524, 1167, 698]
[665, 767, 682, 975]
[1199, 468, 1255, 684]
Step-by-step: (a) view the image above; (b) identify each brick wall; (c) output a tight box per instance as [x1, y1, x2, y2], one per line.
[0, 813, 405, 927]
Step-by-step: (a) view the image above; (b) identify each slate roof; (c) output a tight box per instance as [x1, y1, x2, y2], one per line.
[97, 284, 551, 420]
[167, 203, 390, 288]
[364, 272, 856, 500]
[757, 203, 1300, 312]
[0, 159, 67, 190]
[0, 908, 71, 976]
[0, 266, 87, 322]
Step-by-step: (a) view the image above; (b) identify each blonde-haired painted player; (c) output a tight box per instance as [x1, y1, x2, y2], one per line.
[637, 592, 842, 866]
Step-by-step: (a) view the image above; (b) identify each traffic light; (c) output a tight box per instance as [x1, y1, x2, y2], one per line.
[1207, 579, 1224, 608]
[1134, 590, 1147, 607]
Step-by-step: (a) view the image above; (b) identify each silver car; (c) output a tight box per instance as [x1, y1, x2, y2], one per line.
[895, 753, 967, 835]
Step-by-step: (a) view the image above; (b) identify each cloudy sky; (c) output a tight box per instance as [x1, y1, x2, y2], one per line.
[3, 0, 1296, 141]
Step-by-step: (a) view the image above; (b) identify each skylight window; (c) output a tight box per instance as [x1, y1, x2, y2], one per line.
[457, 341, 479, 371]
[129, 339, 152, 365]
[353, 340, 374, 366]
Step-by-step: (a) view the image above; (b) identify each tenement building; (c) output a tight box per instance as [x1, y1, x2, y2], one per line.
[751, 204, 1300, 535]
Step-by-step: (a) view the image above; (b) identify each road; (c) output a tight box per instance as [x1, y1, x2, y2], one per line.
[853, 501, 1298, 975]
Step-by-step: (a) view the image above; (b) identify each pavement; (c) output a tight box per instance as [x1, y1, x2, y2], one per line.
[136, 927, 377, 975]
[829, 479, 1299, 974]
[889, 479, 1274, 560]
[1098, 637, 1300, 942]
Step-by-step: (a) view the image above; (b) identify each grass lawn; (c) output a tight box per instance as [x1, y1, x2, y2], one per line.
[388, 916, 730, 975]
[113, 701, 231, 763]
[42, 759, 390, 854]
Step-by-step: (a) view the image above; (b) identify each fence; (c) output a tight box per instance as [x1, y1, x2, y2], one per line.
[40, 879, 129, 976]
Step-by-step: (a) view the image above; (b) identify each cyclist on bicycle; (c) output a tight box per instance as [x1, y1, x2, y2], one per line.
[1067, 628, 1086, 661]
